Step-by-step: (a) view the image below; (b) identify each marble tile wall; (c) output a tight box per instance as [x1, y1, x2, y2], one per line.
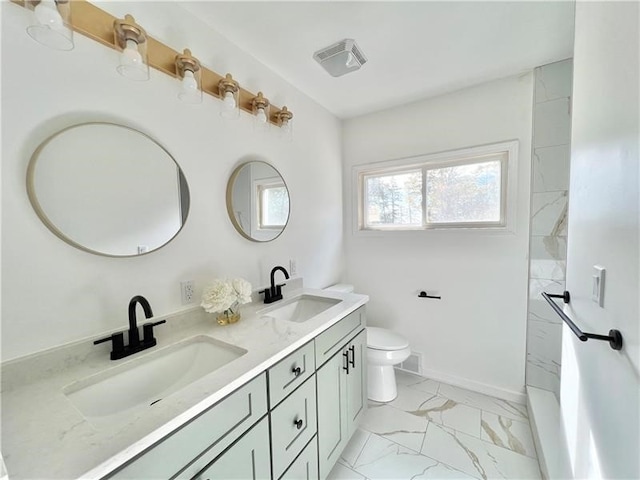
[526, 59, 573, 399]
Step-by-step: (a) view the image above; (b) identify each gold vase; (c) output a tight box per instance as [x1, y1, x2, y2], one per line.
[217, 311, 240, 326]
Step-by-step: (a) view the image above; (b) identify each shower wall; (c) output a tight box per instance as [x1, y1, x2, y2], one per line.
[525, 59, 573, 399]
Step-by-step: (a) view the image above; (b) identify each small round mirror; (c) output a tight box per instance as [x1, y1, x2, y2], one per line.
[226, 161, 290, 242]
[27, 122, 190, 257]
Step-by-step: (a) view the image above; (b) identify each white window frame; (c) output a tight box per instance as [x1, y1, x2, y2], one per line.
[255, 178, 288, 230]
[353, 140, 519, 235]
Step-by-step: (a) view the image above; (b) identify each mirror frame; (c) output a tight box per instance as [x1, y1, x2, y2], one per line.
[226, 161, 290, 242]
[26, 122, 190, 257]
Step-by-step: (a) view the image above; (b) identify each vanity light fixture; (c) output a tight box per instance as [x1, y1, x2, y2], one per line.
[218, 73, 240, 119]
[26, 0, 74, 51]
[175, 49, 202, 104]
[114, 14, 149, 81]
[275, 106, 293, 141]
[14, 0, 295, 136]
[251, 92, 271, 132]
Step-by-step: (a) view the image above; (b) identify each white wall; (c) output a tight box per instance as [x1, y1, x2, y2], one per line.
[1, 2, 344, 361]
[561, 2, 639, 478]
[343, 75, 534, 400]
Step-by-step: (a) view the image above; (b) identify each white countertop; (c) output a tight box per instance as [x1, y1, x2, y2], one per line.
[0, 286, 368, 480]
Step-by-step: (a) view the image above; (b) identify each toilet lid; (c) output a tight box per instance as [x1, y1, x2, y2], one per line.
[367, 327, 409, 350]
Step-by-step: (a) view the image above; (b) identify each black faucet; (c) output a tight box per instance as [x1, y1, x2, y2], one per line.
[94, 295, 166, 360]
[259, 266, 290, 304]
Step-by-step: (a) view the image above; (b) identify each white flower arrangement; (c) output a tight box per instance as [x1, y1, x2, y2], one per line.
[201, 278, 253, 317]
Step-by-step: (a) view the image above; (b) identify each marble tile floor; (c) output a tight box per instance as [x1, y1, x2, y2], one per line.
[327, 371, 541, 480]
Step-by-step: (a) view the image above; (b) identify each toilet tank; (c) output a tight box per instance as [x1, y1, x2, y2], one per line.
[324, 284, 354, 293]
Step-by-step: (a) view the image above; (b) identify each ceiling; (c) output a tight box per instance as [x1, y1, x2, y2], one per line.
[180, 2, 575, 119]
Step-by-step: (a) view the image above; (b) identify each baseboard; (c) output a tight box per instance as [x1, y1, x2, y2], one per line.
[527, 386, 571, 480]
[418, 367, 527, 404]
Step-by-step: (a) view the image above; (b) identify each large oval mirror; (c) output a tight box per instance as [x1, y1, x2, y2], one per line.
[27, 122, 190, 257]
[226, 161, 290, 242]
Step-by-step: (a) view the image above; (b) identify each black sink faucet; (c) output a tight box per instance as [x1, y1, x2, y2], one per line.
[128, 295, 152, 346]
[259, 266, 290, 304]
[94, 295, 166, 360]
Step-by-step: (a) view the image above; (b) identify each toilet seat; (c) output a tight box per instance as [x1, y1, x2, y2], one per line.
[367, 327, 409, 351]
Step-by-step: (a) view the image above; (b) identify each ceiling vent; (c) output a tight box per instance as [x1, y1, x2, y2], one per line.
[313, 39, 367, 77]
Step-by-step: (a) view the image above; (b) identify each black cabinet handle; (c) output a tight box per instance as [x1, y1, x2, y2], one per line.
[292, 366, 302, 377]
[342, 350, 350, 374]
[348, 345, 356, 367]
[294, 418, 303, 429]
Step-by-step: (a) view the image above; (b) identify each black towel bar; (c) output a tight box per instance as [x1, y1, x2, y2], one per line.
[541, 291, 623, 350]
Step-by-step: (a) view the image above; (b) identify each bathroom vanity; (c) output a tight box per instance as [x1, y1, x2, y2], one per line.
[0, 286, 368, 480]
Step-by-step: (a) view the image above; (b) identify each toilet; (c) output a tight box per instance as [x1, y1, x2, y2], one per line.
[366, 326, 411, 402]
[324, 284, 411, 403]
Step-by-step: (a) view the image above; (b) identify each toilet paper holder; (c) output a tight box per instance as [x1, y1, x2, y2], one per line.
[418, 291, 441, 299]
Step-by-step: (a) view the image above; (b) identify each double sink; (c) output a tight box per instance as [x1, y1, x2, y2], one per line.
[63, 294, 341, 426]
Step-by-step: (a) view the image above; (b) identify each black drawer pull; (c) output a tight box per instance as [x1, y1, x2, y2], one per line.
[342, 350, 350, 373]
[294, 418, 303, 429]
[292, 366, 302, 377]
[348, 345, 356, 367]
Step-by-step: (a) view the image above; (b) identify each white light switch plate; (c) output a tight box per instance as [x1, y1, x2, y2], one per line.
[592, 266, 605, 307]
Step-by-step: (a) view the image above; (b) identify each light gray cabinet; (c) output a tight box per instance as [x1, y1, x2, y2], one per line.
[270, 376, 317, 479]
[193, 418, 271, 480]
[317, 328, 367, 479]
[105, 306, 366, 480]
[346, 330, 367, 432]
[279, 437, 319, 480]
[268, 340, 315, 408]
[315, 308, 365, 368]
[108, 373, 268, 480]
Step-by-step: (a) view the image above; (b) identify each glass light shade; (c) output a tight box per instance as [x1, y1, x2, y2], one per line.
[256, 106, 268, 123]
[218, 74, 240, 119]
[279, 117, 293, 141]
[252, 93, 271, 133]
[117, 38, 149, 81]
[178, 69, 202, 104]
[26, 0, 74, 51]
[219, 90, 239, 119]
[252, 106, 270, 133]
[276, 107, 294, 142]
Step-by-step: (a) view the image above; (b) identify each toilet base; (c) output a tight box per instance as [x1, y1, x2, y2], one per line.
[368, 365, 399, 402]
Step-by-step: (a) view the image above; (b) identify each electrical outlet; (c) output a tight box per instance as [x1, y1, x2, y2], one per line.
[289, 258, 297, 276]
[181, 280, 195, 304]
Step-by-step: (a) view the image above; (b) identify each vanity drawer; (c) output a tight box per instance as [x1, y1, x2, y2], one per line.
[109, 373, 268, 480]
[278, 436, 319, 480]
[314, 306, 365, 368]
[270, 375, 317, 480]
[268, 341, 315, 408]
[192, 417, 271, 480]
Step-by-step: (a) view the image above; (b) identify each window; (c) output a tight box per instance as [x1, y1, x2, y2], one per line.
[258, 182, 289, 229]
[356, 141, 517, 231]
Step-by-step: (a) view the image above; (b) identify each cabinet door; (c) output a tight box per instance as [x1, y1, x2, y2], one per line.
[346, 329, 367, 437]
[279, 436, 319, 480]
[110, 374, 268, 480]
[193, 418, 271, 480]
[316, 347, 348, 479]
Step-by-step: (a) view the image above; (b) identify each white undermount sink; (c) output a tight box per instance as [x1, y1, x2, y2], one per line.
[63, 335, 246, 426]
[259, 294, 341, 323]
